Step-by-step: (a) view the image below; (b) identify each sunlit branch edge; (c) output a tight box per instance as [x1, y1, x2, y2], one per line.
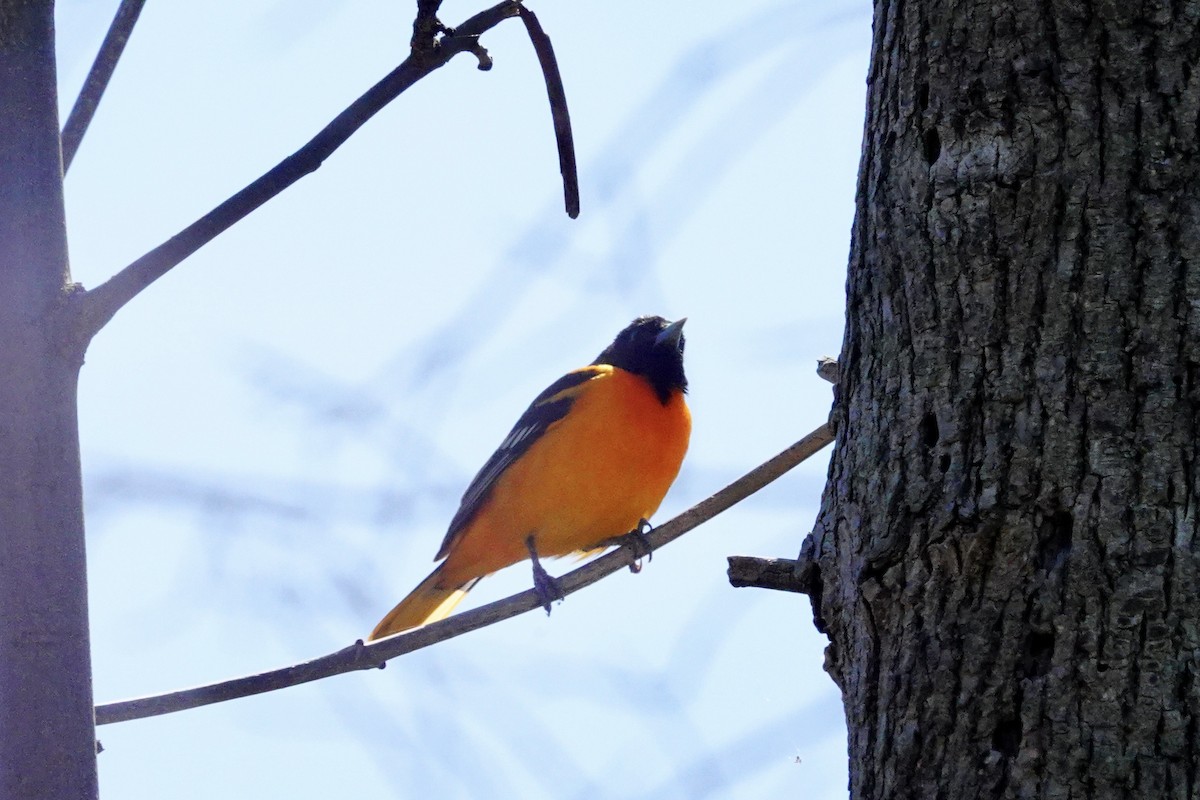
[95, 421, 834, 726]
[74, 0, 523, 343]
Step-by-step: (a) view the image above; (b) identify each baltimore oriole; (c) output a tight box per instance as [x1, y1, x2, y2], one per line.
[369, 316, 691, 639]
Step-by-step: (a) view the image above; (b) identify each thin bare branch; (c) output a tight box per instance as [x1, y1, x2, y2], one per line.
[61, 0, 147, 173]
[95, 422, 834, 726]
[75, 0, 522, 343]
[516, 6, 579, 218]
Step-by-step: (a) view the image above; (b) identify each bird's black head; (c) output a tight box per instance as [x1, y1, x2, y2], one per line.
[593, 316, 688, 404]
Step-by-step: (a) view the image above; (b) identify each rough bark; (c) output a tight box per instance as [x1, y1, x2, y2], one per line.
[808, 0, 1200, 797]
[0, 2, 98, 798]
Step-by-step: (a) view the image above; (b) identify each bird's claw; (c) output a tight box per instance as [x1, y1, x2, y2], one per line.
[527, 535, 564, 615]
[599, 519, 654, 573]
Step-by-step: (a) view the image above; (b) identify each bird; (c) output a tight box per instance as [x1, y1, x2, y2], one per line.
[368, 315, 691, 639]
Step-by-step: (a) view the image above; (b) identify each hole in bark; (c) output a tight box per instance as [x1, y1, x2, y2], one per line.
[1020, 630, 1055, 679]
[939, 453, 951, 473]
[922, 127, 941, 164]
[916, 81, 929, 113]
[1037, 510, 1073, 573]
[992, 716, 1021, 758]
[1176, 665, 1193, 703]
[919, 412, 940, 449]
[967, 79, 986, 109]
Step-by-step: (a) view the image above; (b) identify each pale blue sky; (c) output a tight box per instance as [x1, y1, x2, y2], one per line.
[56, 1, 871, 797]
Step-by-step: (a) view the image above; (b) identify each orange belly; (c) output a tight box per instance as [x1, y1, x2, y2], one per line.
[439, 367, 691, 585]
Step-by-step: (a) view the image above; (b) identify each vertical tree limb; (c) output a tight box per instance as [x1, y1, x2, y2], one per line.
[811, 1, 1200, 796]
[0, 3, 98, 799]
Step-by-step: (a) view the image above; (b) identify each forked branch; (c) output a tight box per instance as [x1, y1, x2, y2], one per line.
[95, 423, 834, 726]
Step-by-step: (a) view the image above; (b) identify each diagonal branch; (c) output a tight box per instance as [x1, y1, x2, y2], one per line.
[516, 6, 579, 218]
[75, 0, 522, 343]
[61, 0, 148, 173]
[95, 422, 834, 726]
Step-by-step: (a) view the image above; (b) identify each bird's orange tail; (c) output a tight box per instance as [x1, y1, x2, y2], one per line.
[368, 565, 477, 640]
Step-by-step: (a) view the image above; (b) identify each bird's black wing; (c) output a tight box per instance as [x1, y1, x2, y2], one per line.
[434, 366, 604, 560]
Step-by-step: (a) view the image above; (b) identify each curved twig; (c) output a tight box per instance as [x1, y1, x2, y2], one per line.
[95, 422, 834, 726]
[516, 6, 579, 218]
[75, 0, 523, 343]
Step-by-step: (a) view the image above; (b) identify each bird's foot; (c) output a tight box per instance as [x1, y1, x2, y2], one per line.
[526, 535, 565, 615]
[600, 518, 654, 573]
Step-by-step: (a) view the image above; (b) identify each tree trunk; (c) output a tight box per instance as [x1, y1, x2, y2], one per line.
[809, 0, 1200, 797]
[0, 2, 98, 798]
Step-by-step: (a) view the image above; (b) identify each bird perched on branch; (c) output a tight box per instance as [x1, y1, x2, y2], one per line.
[369, 316, 691, 639]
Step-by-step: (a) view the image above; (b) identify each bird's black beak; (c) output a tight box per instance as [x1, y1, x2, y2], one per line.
[655, 317, 687, 349]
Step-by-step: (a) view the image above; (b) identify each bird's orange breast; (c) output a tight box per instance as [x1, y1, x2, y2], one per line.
[439, 366, 691, 586]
